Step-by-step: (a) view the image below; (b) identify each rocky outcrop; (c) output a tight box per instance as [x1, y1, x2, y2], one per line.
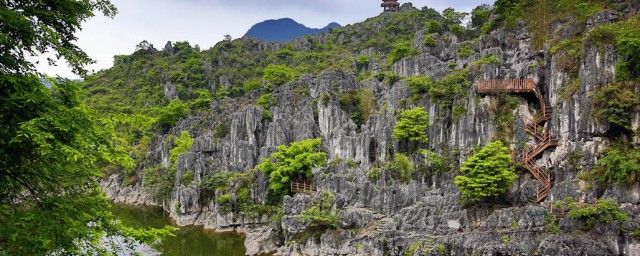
[102, 9, 640, 256]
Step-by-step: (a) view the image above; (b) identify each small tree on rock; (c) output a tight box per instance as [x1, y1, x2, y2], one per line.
[454, 141, 517, 203]
[257, 138, 327, 200]
[392, 107, 429, 145]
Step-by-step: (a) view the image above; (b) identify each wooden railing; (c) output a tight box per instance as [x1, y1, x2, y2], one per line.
[291, 180, 318, 194]
[478, 79, 559, 203]
[477, 79, 535, 93]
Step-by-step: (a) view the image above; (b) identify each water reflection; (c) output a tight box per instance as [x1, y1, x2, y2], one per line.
[111, 204, 246, 256]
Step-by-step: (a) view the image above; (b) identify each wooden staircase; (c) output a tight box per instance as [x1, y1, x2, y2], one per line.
[478, 80, 559, 203]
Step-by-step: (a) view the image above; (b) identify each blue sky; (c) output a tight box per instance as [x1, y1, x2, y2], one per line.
[36, 0, 493, 78]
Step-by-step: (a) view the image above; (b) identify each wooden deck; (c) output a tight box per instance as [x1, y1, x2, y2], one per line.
[477, 79, 535, 94]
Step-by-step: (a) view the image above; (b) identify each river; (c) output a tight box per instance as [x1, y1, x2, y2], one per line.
[111, 203, 246, 256]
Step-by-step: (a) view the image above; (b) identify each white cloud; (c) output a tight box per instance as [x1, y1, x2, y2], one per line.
[35, 0, 493, 78]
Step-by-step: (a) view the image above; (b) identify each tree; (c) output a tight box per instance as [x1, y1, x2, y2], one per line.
[442, 7, 469, 26]
[0, 0, 118, 76]
[155, 99, 189, 130]
[392, 107, 429, 144]
[256, 138, 327, 199]
[471, 4, 493, 29]
[454, 141, 517, 203]
[0, 1, 175, 254]
[427, 21, 444, 35]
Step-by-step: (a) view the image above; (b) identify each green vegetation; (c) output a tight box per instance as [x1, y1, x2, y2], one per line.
[214, 122, 229, 138]
[426, 21, 443, 35]
[457, 43, 476, 58]
[156, 99, 189, 130]
[367, 168, 381, 182]
[471, 55, 501, 67]
[470, 4, 493, 29]
[263, 64, 298, 85]
[553, 198, 628, 230]
[420, 150, 452, 175]
[454, 141, 517, 203]
[393, 107, 430, 145]
[423, 34, 437, 47]
[387, 153, 415, 183]
[590, 143, 640, 184]
[493, 94, 519, 140]
[216, 194, 233, 213]
[295, 192, 339, 230]
[405, 242, 420, 256]
[592, 82, 640, 133]
[388, 42, 420, 66]
[181, 170, 195, 186]
[169, 131, 194, 169]
[0, 1, 175, 254]
[568, 199, 628, 229]
[429, 69, 472, 108]
[338, 89, 376, 128]
[257, 138, 327, 200]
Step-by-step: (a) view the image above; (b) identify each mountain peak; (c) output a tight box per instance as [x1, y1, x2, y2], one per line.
[244, 18, 341, 42]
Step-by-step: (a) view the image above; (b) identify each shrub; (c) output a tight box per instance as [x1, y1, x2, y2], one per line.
[454, 141, 517, 203]
[471, 55, 501, 67]
[406, 76, 433, 96]
[355, 55, 370, 69]
[392, 107, 429, 144]
[243, 79, 262, 93]
[256, 93, 274, 109]
[338, 89, 376, 127]
[142, 165, 173, 201]
[420, 150, 451, 174]
[567, 198, 628, 230]
[367, 168, 381, 182]
[592, 144, 640, 184]
[428, 69, 471, 108]
[388, 42, 419, 65]
[169, 131, 194, 169]
[216, 194, 233, 213]
[423, 34, 436, 47]
[592, 82, 640, 132]
[457, 43, 476, 58]
[190, 89, 211, 110]
[181, 170, 194, 186]
[426, 21, 443, 34]
[295, 192, 339, 230]
[386, 153, 415, 183]
[155, 99, 188, 130]
[263, 64, 298, 85]
[386, 72, 401, 86]
[213, 122, 229, 138]
[257, 138, 327, 200]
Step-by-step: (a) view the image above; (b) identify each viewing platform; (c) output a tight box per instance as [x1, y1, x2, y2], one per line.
[477, 79, 535, 94]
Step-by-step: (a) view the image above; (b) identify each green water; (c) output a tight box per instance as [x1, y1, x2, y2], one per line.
[111, 204, 246, 256]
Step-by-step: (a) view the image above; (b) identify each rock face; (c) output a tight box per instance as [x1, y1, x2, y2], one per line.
[101, 10, 640, 256]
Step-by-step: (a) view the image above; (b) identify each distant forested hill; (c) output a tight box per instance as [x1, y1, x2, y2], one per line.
[244, 18, 340, 42]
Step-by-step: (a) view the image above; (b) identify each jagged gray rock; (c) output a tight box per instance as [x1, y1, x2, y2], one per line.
[101, 9, 640, 256]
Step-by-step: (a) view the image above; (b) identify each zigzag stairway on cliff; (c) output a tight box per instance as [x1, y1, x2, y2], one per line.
[477, 79, 559, 203]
